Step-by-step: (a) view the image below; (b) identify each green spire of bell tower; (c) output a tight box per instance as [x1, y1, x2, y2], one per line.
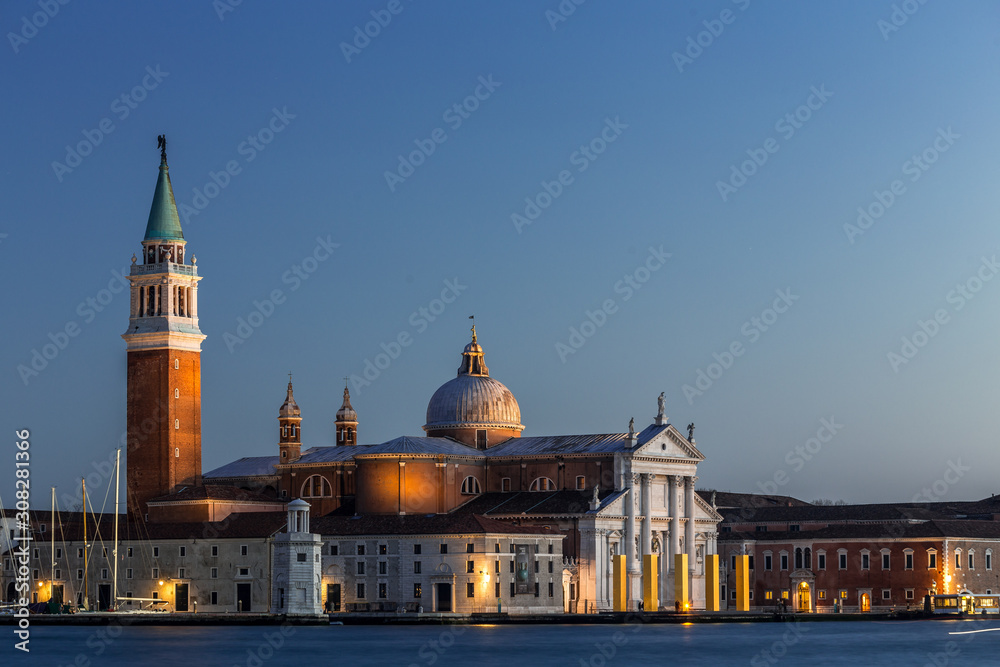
[143, 137, 184, 242]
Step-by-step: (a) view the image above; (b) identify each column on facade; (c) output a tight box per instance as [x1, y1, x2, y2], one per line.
[625, 474, 637, 574]
[190, 284, 199, 319]
[668, 475, 680, 569]
[640, 473, 652, 556]
[684, 475, 696, 573]
[163, 279, 172, 317]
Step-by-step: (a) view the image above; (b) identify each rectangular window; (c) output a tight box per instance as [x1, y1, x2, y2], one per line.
[357, 583, 365, 599]
[211, 592, 218, 605]
[357, 544, 365, 556]
[495, 582, 501, 598]
[818, 554, 826, 570]
[781, 590, 789, 600]
[414, 562, 422, 574]
[297, 553, 307, 563]
[241, 545, 248, 557]
[988, 553, 993, 570]
[127, 547, 133, 558]
[413, 583, 422, 598]
[748, 556, 754, 570]
[495, 560, 500, 574]
[764, 555, 772, 571]
[501, 478, 511, 492]
[440, 544, 448, 554]
[211, 568, 218, 579]
[905, 553, 913, 570]
[379, 544, 387, 555]
[862, 554, 870, 570]
[77, 548, 84, 558]
[905, 589, 914, 600]
[882, 589, 891, 600]
[765, 590, 773, 600]
[76, 569, 83, 580]
[510, 582, 516, 597]
[882, 553, 890, 570]
[126, 568, 132, 579]
[548, 582, 554, 597]
[153, 547, 159, 558]
[789, 525, 800, 532]
[467, 561, 475, 574]
[413, 544, 422, 555]
[467, 543, 475, 554]
[534, 583, 540, 597]
[379, 583, 387, 599]
[535, 560, 540, 573]
[756, 526, 767, 532]
[211, 545, 218, 557]
[239, 568, 249, 577]
[731, 555, 736, 570]
[509, 560, 514, 573]
[357, 562, 365, 575]
[152, 592, 158, 600]
[969, 553, 975, 570]
[818, 590, 826, 600]
[152, 568, 159, 579]
[56, 548, 62, 558]
[178, 568, 185, 578]
[379, 561, 387, 575]
[780, 554, 788, 571]
[839, 590, 848, 599]
[467, 583, 475, 598]
[929, 553, 937, 569]
[330, 545, 339, 556]
[548, 561, 554, 573]
[101, 568, 108, 579]
[839, 553, 847, 569]
[576, 476, 586, 490]
[956, 553, 962, 569]
[179, 546, 186, 557]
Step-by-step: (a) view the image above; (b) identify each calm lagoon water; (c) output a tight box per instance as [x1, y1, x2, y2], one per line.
[8, 619, 999, 666]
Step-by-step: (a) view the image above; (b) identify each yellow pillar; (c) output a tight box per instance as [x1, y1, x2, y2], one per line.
[674, 553, 689, 611]
[642, 554, 659, 612]
[612, 555, 627, 612]
[705, 554, 720, 611]
[735, 554, 750, 611]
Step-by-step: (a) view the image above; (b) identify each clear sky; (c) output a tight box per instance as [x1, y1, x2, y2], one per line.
[2, 1, 1000, 512]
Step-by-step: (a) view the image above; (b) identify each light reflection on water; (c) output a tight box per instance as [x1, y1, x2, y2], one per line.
[8, 618, 1000, 666]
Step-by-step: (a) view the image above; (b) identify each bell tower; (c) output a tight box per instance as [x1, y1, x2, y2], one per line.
[279, 376, 302, 463]
[335, 386, 358, 446]
[122, 139, 206, 519]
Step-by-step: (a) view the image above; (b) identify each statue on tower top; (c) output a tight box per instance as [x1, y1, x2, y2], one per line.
[157, 134, 167, 163]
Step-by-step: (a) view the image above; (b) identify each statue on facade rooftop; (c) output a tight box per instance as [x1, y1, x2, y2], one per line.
[628, 418, 635, 439]
[157, 134, 167, 163]
[687, 422, 695, 441]
[657, 392, 665, 420]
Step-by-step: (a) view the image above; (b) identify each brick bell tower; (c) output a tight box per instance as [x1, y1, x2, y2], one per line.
[122, 138, 206, 520]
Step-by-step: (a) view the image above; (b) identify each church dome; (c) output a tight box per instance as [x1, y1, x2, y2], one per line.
[423, 328, 524, 445]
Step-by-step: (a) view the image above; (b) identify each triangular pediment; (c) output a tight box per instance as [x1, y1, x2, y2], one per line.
[633, 424, 705, 460]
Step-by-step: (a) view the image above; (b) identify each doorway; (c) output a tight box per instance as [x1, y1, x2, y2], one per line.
[796, 582, 811, 612]
[52, 584, 64, 606]
[236, 582, 252, 612]
[175, 583, 189, 612]
[436, 583, 452, 612]
[860, 593, 871, 612]
[326, 583, 341, 612]
[98, 584, 111, 611]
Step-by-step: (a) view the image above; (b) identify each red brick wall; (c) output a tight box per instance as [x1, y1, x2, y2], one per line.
[127, 348, 202, 517]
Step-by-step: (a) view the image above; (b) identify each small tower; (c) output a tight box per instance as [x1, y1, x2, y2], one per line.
[279, 376, 302, 463]
[270, 498, 323, 617]
[335, 386, 358, 446]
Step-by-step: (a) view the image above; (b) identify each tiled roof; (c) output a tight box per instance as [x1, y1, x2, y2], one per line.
[287, 446, 362, 464]
[698, 490, 812, 509]
[353, 437, 480, 457]
[204, 456, 281, 478]
[311, 513, 561, 537]
[147, 485, 285, 504]
[458, 490, 609, 517]
[721, 520, 1000, 542]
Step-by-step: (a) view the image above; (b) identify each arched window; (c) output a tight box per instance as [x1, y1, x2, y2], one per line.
[301, 475, 332, 498]
[461, 476, 482, 495]
[529, 477, 555, 492]
[795, 548, 803, 569]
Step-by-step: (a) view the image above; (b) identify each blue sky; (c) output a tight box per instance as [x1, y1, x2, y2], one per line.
[2, 0, 1000, 511]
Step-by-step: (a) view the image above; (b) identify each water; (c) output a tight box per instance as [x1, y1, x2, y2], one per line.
[7, 619, 999, 666]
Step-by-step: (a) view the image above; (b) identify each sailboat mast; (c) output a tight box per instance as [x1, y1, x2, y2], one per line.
[112, 448, 120, 610]
[82, 477, 89, 610]
[50, 487, 55, 600]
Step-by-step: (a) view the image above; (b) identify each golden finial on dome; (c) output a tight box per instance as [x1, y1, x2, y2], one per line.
[469, 315, 476, 343]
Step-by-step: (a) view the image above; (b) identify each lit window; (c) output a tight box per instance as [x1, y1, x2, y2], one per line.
[461, 476, 482, 495]
[414, 583, 422, 598]
[839, 590, 848, 599]
[818, 590, 826, 600]
[576, 476, 586, 490]
[765, 590, 773, 600]
[529, 477, 555, 492]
